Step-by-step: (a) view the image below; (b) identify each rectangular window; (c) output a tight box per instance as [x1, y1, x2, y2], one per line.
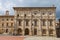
[17, 14, 19, 17]
[34, 20, 37, 26]
[42, 13, 45, 15]
[7, 19, 8, 21]
[11, 19, 13, 21]
[49, 20, 53, 26]
[7, 23, 8, 26]
[42, 20, 46, 26]
[11, 23, 13, 26]
[26, 20, 29, 26]
[19, 20, 21, 26]
[19, 21, 21, 26]
[2, 23, 4, 27]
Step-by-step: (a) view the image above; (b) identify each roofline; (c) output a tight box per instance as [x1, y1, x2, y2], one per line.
[0, 15, 14, 17]
[13, 7, 56, 9]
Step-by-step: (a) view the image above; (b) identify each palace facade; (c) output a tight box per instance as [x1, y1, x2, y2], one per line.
[13, 7, 56, 36]
[0, 6, 57, 36]
[0, 11, 14, 35]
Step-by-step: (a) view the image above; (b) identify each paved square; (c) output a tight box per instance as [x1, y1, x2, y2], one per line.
[0, 36, 24, 40]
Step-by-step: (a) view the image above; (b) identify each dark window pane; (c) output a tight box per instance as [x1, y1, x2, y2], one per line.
[7, 23, 8, 26]
[17, 14, 19, 17]
[42, 13, 45, 15]
[34, 29, 37, 35]
[42, 20, 46, 26]
[25, 20, 29, 26]
[7, 19, 8, 21]
[11, 19, 13, 21]
[49, 20, 53, 26]
[24, 14, 26, 17]
[34, 20, 37, 26]
[11, 23, 13, 26]
[6, 29, 8, 33]
[19, 21, 21, 26]
[2, 23, 4, 27]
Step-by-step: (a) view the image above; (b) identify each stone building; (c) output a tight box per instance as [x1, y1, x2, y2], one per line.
[13, 7, 56, 36]
[0, 10, 14, 35]
[56, 19, 60, 37]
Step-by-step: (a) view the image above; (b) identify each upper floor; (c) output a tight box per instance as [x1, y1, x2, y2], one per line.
[13, 7, 56, 19]
[0, 10, 14, 28]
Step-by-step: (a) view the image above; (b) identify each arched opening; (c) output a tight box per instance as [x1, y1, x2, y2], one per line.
[49, 29, 53, 36]
[17, 28, 22, 35]
[6, 29, 8, 33]
[42, 29, 46, 36]
[34, 29, 37, 35]
[25, 28, 29, 35]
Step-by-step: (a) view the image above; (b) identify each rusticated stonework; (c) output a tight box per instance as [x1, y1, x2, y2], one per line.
[13, 7, 56, 36]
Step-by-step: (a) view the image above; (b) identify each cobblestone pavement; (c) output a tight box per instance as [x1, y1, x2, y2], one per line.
[24, 36, 60, 40]
[0, 36, 24, 40]
[0, 35, 60, 40]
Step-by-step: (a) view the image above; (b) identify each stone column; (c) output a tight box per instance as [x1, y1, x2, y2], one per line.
[29, 29, 32, 36]
[38, 19, 42, 36]
[30, 20, 32, 36]
[46, 20, 49, 36]
[53, 20, 56, 37]
[22, 30, 24, 36]
[23, 20, 25, 36]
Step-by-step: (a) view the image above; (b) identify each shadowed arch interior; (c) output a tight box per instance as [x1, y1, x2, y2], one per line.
[25, 28, 29, 35]
[34, 29, 37, 35]
[17, 28, 22, 35]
